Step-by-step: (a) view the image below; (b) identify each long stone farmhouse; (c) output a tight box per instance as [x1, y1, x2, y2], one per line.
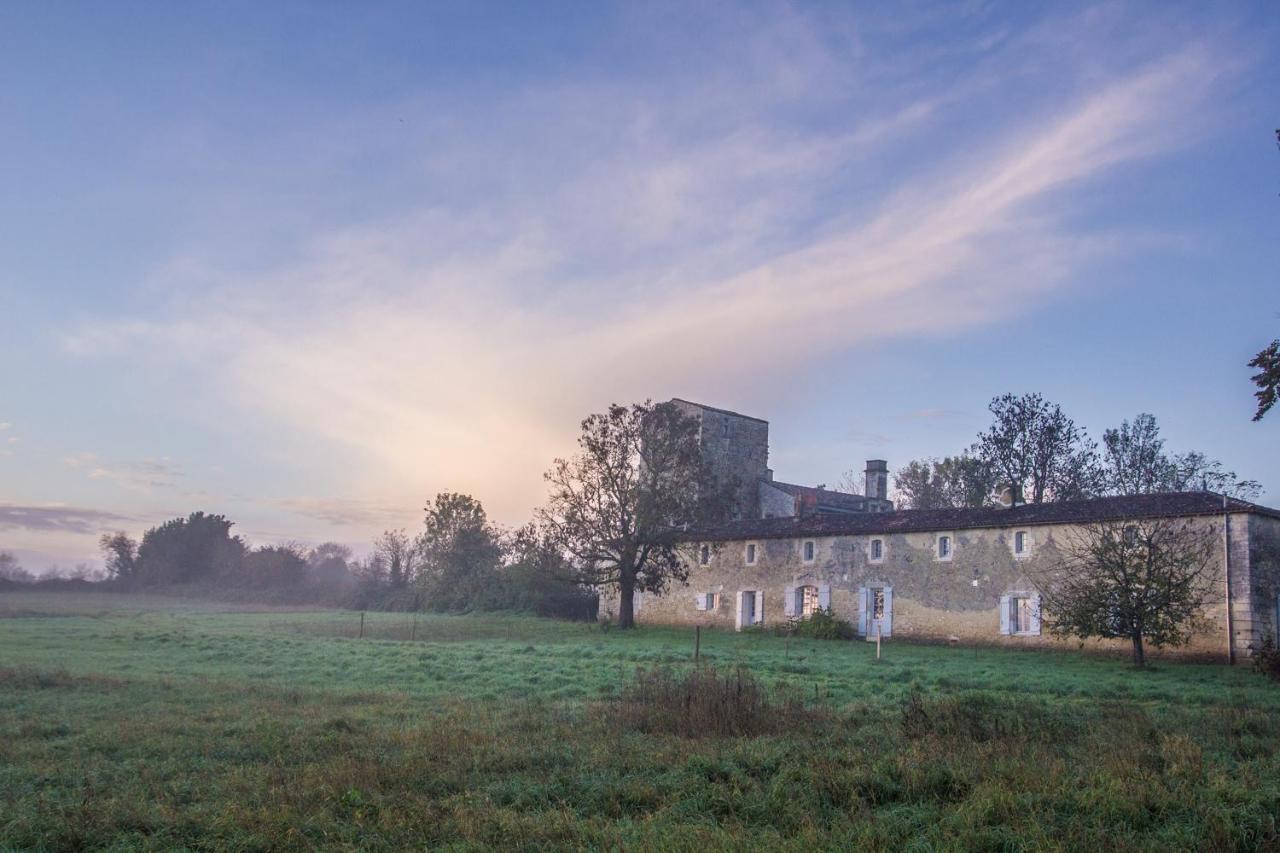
[603, 400, 1280, 662]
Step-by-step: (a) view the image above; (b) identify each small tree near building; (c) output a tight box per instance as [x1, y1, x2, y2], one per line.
[538, 401, 734, 629]
[1038, 517, 1218, 666]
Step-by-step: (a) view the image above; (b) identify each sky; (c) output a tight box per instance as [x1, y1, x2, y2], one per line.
[1, 1, 1278, 573]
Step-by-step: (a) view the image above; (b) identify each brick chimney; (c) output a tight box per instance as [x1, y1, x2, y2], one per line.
[864, 460, 888, 501]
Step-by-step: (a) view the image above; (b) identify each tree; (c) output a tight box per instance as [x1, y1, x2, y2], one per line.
[372, 529, 418, 589]
[893, 455, 995, 509]
[135, 512, 245, 585]
[1248, 338, 1279, 421]
[0, 551, 34, 583]
[975, 393, 1101, 504]
[1037, 517, 1218, 666]
[98, 531, 138, 581]
[307, 542, 355, 585]
[538, 400, 734, 629]
[415, 492, 504, 611]
[243, 543, 308, 588]
[1101, 414, 1261, 500]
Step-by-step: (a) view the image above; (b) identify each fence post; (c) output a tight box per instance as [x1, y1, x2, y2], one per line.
[694, 625, 701, 662]
[359, 611, 365, 639]
[876, 627, 881, 660]
[411, 613, 417, 643]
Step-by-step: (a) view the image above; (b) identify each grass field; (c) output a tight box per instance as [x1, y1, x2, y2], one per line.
[2, 591, 1279, 851]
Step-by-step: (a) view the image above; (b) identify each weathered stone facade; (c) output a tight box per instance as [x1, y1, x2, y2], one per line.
[670, 399, 770, 520]
[602, 495, 1280, 663]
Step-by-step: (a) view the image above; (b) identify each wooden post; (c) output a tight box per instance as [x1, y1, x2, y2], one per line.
[410, 614, 417, 643]
[359, 611, 365, 639]
[785, 634, 790, 659]
[876, 627, 881, 660]
[694, 626, 701, 662]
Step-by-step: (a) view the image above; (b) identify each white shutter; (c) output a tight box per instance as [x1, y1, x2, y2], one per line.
[999, 595, 1011, 635]
[754, 593, 764, 624]
[735, 591, 745, 631]
[633, 591, 642, 614]
[1030, 594, 1042, 636]
[881, 587, 893, 637]
[857, 587, 869, 636]
[783, 585, 796, 617]
[694, 593, 706, 611]
[818, 584, 831, 611]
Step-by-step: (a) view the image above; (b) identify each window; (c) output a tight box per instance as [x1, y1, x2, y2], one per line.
[802, 540, 816, 562]
[871, 588, 886, 620]
[745, 542, 757, 565]
[698, 592, 718, 611]
[1013, 530, 1029, 558]
[1000, 593, 1041, 636]
[699, 544, 710, 566]
[859, 585, 893, 637]
[936, 534, 952, 560]
[869, 538, 884, 562]
[1123, 525, 1138, 546]
[804, 585, 821, 616]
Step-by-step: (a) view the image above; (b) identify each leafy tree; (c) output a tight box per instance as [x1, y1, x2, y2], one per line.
[135, 512, 245, 585]
[415, 492, 504, 611]
[372, 529, 418, 589]
[1037, 517, 1218, 666]
[98, 531, 138, 581]
[1102, 414, 1261, 500]
[893, 455, 995, 509]
[243, 543, 308, 588]
[538, 400, 734, 629]
[1248, 337, 1279, 421]
[975, 393, 1101, 504]
[307, 542, 355, 585]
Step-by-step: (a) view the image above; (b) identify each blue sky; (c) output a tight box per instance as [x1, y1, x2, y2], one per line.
[2, 1, 1277, 571]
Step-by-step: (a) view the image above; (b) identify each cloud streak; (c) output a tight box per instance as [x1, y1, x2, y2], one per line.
[58, 9, 1235, 528]
[0, 503, 133, 534]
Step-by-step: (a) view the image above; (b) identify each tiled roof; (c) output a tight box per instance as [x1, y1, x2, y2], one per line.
[686, 492, 1280, 542]
[764, 480, 871, 512]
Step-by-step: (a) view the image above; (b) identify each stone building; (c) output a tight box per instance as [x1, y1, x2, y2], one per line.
[669, 399, 894, 519]
[621, 491, 1280, 662]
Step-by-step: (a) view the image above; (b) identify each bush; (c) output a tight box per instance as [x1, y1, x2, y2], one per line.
[777, 608, 856, 640]
[604, 665, 830, 738]
[1253, 634, 1280, 683]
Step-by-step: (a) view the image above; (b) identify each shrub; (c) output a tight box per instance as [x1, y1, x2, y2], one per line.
[604, 665, 829, 738]
[778, 608, 856, 640]
[1253, 634, 1280, 683]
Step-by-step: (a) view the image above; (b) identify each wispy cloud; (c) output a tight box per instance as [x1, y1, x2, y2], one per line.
[58, 9, 1237, 525]
[274, 497, 417, 529]
[0, 503, 133, 534]
[63, 454, 184, 490]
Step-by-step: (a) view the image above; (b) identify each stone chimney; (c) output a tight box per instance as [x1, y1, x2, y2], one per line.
[864, 460, 888, 501]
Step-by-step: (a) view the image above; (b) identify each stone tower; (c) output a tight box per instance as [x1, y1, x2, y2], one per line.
[669, 399, 770, 519]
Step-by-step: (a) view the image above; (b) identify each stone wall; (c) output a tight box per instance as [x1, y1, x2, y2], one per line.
[671, 400, 770, 519]
[1248, 513, 1280, 651]
[622, 514, 1259, 661]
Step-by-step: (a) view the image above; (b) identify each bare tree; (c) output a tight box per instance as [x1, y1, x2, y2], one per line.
[98, 531, 138, 581]
[0, 551, 34, 583]
[1102, 414, 1261, 499]
[975, 393, 1101, 504]
[538, 401, 734, 629]
[373, 529, 418, 589]
[1037, 517, 1218, 666]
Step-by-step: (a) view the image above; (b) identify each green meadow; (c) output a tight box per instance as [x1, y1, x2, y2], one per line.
[2, 591, 1278, 851]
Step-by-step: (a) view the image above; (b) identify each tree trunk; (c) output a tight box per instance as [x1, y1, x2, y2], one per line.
[618, 567, 636, 629]
[1131, 633, 1146, 667]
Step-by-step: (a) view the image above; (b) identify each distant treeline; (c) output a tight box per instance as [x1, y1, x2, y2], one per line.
[30, 492, 598, 620]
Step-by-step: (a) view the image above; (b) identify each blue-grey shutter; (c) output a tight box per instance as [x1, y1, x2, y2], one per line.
[783, 585, 796, 617]
[857, 587, 869, 636]
[818, 584, 831, 611]
[999, 595, 1011, 635]
[881, 587, 893, 637]
[1030, 594, 1042, 635]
